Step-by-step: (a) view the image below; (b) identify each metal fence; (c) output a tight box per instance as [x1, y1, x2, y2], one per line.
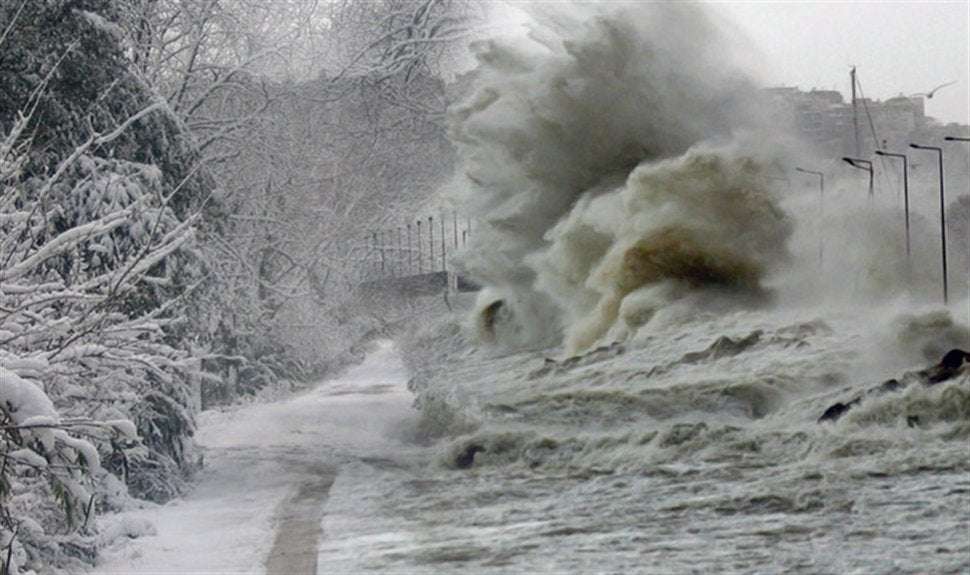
[354, 212, 476, 294]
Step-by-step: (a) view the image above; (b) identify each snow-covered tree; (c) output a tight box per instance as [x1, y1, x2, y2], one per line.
[325, 0, 482, 121]
[0, 97, 202, 572]
[0, 3, 213, 571]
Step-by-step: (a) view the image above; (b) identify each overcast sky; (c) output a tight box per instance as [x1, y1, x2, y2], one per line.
[714, 1, 970, 125]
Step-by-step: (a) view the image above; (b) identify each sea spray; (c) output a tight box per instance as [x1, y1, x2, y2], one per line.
[448, 2, 791, 351]
[777, 186, 968, 307]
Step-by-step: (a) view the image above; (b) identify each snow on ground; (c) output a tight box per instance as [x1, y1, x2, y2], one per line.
[93, 340, 416, 574]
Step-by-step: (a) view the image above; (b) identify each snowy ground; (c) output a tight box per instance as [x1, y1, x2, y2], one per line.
[93, 340, 418, 575]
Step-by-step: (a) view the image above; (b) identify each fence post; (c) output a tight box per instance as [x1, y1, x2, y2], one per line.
[440, 214, 446, 272]
[416, 220, 423, 273]
[428, 216, 434, 272]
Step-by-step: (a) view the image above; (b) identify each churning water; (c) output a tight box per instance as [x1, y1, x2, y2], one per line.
[309, 303, 967, 574]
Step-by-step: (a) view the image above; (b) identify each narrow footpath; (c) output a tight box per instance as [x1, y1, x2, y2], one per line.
[94, 341, 416, 575]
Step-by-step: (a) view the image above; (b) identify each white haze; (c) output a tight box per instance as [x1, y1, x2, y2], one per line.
[715, 1, 970, 126]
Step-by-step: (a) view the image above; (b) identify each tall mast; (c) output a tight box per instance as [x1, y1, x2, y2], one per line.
[851, 66, 861, 156]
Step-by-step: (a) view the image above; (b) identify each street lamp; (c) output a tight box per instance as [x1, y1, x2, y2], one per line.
[874, 150, 911, 261]
[795, 167, 825, 264]
[944, 136, 970, 142]
[842, 157, 874, 199]
[909, 143, 948, 304]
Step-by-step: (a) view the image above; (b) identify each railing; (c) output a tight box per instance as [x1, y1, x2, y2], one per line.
[354, 212, 477, 295]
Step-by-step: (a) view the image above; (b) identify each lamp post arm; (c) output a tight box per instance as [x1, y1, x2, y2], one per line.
[910, 143, 948, 304]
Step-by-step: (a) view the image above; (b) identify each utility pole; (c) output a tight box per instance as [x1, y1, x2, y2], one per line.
[851, 66, 862, 157]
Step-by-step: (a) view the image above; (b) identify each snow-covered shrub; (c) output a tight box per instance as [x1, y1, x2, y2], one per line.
[2, 0, 216, 481]
[0, 95, 199, 571]
[0, 363, 135, 575]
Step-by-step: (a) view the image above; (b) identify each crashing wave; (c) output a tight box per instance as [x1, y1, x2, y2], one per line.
[449, 2, 792, 352]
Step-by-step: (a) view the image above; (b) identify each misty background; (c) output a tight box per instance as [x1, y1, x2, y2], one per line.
[719, 1, 969, 125]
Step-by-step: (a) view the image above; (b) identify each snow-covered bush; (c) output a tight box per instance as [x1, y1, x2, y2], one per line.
[0, 88, 199, 572]
[0, 363, 136, 575]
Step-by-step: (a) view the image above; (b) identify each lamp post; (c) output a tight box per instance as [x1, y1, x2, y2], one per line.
[874, 150, 911, 261]
[795, 167, 825, 264]
[909, 143, 948, 304]
[842, 157, 874, 199]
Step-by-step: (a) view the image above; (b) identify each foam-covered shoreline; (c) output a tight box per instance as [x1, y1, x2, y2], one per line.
[396, 300, 969, 572]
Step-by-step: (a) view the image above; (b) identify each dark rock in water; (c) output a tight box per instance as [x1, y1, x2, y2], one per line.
[818, 349, 969, 423]
[926, 349, 970, 383]
[818, 398, 861, 423]
[455, 444, 486, 469]
[940, 349, 970, 369]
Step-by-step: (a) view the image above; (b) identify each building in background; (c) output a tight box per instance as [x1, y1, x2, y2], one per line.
[765, 85, 969, 188]
[763, 87, 939, 154]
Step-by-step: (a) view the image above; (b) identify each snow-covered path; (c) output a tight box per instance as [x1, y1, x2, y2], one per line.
[94, 341, 416, 575]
